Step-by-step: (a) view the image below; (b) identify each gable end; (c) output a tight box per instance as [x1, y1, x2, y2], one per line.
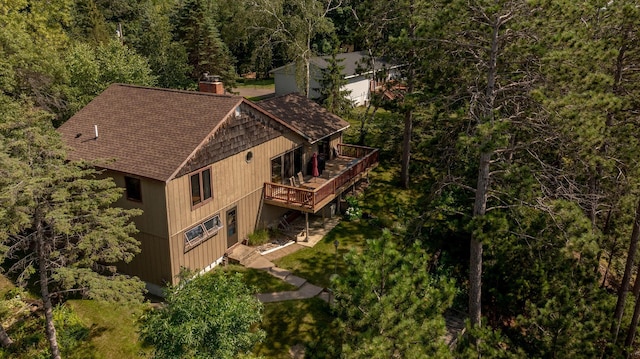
[175, 104, 288, 177]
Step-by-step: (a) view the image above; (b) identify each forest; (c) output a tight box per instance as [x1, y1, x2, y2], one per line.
[2, 0, 640, 358]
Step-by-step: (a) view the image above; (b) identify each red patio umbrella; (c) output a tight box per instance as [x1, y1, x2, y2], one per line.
[312, 152, 319, 177]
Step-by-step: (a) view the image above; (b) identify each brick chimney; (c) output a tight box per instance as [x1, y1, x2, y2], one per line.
[198, 73, 224, 94]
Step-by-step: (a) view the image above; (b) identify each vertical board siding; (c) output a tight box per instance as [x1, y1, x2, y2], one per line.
[165, 136, 300, 281]
[107, 171, 169, 239]
[118, 232, 172, 286]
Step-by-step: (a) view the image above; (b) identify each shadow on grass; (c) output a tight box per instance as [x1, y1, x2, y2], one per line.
[253, 298, 338, 359]
[273, 164, 417, 288]
[274, 220, 382, 288]
[219, 265, 297, 293]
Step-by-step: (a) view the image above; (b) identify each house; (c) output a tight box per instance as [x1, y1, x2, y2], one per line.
[57, 81, 378, 295]
[271, 51, 399, 106]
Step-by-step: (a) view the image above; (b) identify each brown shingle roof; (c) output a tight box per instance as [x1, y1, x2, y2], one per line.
[256, 94, 350, 144]
[58, 84, 242, 182]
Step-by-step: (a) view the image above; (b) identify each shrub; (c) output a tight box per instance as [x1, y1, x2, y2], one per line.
[344, 196, 362, 221]
[248, 228, 270, 246]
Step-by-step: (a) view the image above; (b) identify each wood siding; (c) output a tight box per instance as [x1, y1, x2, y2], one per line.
[117, 231, 172, 286]
[176, 103, 289, 177]
[106, 171, 172, 286]
[108, 171, 169, 239]
[166, 134, 302, 282]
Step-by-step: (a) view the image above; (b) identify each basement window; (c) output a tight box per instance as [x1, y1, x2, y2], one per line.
[184, 214, 223, 252]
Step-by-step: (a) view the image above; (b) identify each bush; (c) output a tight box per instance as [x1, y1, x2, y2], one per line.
[53, 305, 90, 356]
[248, 228, 270, 246]
[344, 196, 362, 221]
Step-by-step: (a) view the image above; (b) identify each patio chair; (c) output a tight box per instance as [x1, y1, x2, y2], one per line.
[297, 171, 305, 185]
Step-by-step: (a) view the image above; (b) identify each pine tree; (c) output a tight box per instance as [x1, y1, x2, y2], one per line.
[172, 0, 236, 89]
[332, 230, 455, 358]
[0, 96, 145, 359]
[316, 48, 352, 115]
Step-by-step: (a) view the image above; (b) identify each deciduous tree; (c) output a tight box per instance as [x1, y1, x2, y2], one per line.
[140, 270, 265, 359]
[249, 0, 342, 96]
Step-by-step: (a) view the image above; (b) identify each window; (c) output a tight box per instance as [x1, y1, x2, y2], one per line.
[125, 176, 142, 202]
[184, 214, 223, 251]
[190, 168, 212, 207]
[271, 147, 303, 184]
[271, 156, 282, 183]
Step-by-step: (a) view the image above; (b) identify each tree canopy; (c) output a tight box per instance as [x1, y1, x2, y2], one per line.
[140, 271, 265, 359]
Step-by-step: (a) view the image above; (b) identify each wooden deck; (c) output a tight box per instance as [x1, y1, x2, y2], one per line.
[263, 144, 379, 213]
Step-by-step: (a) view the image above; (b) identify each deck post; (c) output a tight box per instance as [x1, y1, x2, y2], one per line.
[305, 212, 309, 242]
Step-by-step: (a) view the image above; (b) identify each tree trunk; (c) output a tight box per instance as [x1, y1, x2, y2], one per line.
[36, 217, 61, 359]
[468, 9, 501, 329]
[602, 238, 617, 288]
[358, 102, 378, 146]
[400, 108, 412, 189]
[0, 326, 13, 347]
[612, 198, 640, 343]
[400, 1, 416, 189]
[624, 264, 640, 355]
[400, 61, 415, 189]
[470, 151, 491, 327]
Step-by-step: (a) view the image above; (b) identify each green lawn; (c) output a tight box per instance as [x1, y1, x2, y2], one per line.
[65, 300, 150, 359]
[253, 298, 338, 359]
[219, 265, 297, 293]
[0, 265, 297, 359]
[273, 165, 416, 288]
[274, 220, 381, 288]
[235, 78, 275, 89]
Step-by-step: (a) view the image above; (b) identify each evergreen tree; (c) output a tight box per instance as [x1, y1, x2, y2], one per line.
[131, 1, 192, 89]
[0, 96, 145, 359]
[332, 230, 455, 358]
[69, 0, 111, 44]
[172, 0, 236, 89]
[316, 48, 352, 115]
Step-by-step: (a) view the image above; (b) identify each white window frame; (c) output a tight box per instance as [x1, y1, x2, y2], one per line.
[184, 214, 223, 251]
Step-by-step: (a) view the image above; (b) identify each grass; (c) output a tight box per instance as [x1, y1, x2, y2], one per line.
[219, 265, 297, 293]
[0, 289, 150, 359]
[64, 300, 150, 359]
[235, 78, 275, 89]
[252, 298, 338, 359]
[0, 265, 296, 359]
[273, 164, 417, 288]
[247, 228, 271, 246]
[274, 220, 381, 288]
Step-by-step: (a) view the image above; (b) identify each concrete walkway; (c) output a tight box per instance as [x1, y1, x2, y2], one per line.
[231, 214, 341, 303]
[248, 258, 327, 303]
[242, 248, 328, 303]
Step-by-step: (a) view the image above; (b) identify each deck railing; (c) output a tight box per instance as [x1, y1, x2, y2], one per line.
[264, 144, 379, 210]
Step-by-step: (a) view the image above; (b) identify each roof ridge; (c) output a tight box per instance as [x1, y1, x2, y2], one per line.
[111, 83, 242, 99]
